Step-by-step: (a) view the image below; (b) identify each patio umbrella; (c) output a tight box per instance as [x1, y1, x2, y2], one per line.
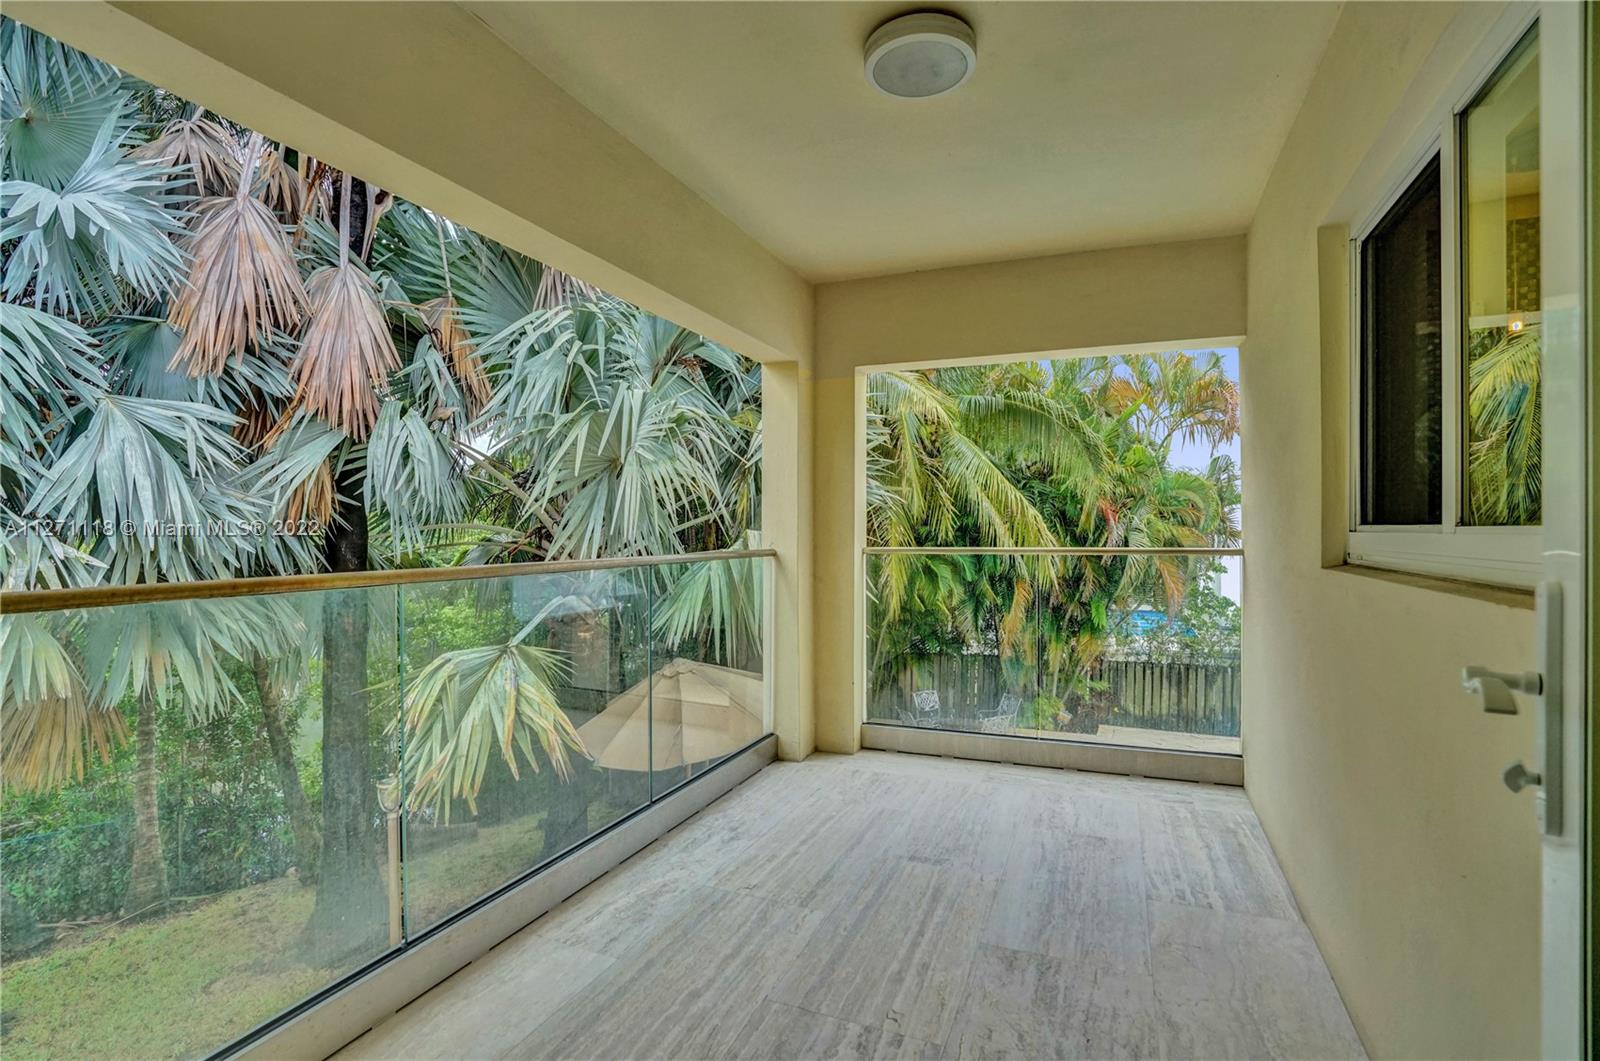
[576, 658, 764, 772]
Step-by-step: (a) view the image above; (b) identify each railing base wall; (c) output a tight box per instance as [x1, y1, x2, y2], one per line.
[860, 723, 1243, 786]
[236, 735, 778, 1061]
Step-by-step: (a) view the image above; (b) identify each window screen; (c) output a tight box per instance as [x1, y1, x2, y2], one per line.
[1360, 155, 1443, 526]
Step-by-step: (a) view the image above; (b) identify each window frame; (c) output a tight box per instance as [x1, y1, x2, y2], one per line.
[1346, 7, 1544, 589]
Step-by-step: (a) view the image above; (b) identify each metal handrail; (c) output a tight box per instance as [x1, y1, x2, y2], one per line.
[862, 546, 1243, 556]
[0, 548, 778, 615]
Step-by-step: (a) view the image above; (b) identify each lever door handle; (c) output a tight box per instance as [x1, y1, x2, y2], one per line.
[1461, 665, 1542, 714]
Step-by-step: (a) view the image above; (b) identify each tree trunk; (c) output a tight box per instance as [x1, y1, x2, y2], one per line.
[303, 481, 386, 960]
[122, 688, 167, 917]
[251, 653, 320, 885]
[543, 765, 594, 855]
[303, 174, 389, 960]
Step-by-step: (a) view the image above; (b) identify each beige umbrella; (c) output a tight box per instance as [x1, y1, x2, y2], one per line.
[576, 658, 764, 772]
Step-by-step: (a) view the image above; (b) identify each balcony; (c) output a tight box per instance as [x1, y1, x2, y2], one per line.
[0, 2, 1580, 1058]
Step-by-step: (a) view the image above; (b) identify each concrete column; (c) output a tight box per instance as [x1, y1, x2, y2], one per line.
[760, 362, 815, 760]
[811, 372, 865, 754]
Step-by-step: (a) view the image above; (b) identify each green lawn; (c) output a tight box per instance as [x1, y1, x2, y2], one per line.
[0, 807, 612, 1060]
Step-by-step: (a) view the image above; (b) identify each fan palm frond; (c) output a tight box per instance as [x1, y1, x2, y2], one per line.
[0, 18, 118, 103]
[0, 301, 102, 459]
[130, 113, 240, 198]
[0, 611, 126, 792]
[421, 294, 488, 414]
[253, 143, 304, 221]
[1, 73, 128, 188]
[167, 132, 307, 375]
[653, 547, 763, 665]
[0, 509, 107, 590]
[364, 402, 466, 554]
[291, 261, 398, 439]
[248, 416, 346, 528]
[1, 111, 189, 317]
[23, 394, 256, 582]
[399, 641, 584, 821]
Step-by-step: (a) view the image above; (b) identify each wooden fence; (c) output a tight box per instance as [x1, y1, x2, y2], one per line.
[1091, 658, 1240, 737]
[867, 652, 1240, 738]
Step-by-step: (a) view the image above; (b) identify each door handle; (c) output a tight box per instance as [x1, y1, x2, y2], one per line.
[1463, 582, 1562, 836]
[1502, 761, 1541, 793]
[1461, 666, 1542, 714]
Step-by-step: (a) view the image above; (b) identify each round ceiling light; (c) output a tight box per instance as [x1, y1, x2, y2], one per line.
[864, 12, 976, 99]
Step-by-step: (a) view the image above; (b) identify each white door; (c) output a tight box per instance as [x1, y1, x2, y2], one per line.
[1534, 2, 1588, 1055]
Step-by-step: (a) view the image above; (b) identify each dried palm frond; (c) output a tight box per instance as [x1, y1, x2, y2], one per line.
[292, 263, 398, 438]
[282, 458, 335, 528]
[422, 294, 489, 413]
[1, 614, 128, 792]
[233, 389, 280, 450]
[533, 265, 598, 310]
[167, 132, 308, 376]
[290, 173, 399, 439]
[254, 143, 306, 222]
[132, 113, 241, 197]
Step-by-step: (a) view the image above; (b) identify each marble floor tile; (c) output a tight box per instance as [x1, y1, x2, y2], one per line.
[343, 751, 1362, 1061]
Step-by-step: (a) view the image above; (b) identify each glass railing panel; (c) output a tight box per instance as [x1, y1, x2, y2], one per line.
[646, 554, 768, 798]
[1033, 553, 1242, 754]
[397, 566, 652, 936]
[864, 549, 1242, 754]
[0, 549, 774, 1059]
[864, 552, 1040, 735]
[0, 586, 401, 1060]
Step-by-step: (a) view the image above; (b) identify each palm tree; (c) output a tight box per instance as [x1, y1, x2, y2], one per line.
[863, 353, 1241, 723]
[2, 18, 764, 952]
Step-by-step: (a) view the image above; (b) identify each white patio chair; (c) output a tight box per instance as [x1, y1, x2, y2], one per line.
[978, 692, 1023, 733]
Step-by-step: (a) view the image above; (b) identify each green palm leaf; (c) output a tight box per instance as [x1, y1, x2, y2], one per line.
[399, 641, 585, 821]
[1, 111, 189, 316]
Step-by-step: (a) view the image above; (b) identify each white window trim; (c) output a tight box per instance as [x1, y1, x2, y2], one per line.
[1345, 4, 1545, 590]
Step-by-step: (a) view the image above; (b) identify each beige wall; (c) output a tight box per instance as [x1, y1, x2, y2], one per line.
[814, 235, 1247, 378]
[1243, 3, 1541, 1057]
[811, 238, 1249, 753]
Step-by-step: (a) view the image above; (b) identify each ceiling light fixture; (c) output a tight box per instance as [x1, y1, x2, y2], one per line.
[864, 11, 976, 99]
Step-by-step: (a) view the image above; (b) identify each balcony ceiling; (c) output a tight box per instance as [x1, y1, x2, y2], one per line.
[466, 1, 1340, 282]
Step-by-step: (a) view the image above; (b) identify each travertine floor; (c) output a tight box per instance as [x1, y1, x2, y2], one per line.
[336, 751, 1365, 1060]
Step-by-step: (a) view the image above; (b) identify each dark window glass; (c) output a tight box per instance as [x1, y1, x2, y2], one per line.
[1361, 155, 1443, 525]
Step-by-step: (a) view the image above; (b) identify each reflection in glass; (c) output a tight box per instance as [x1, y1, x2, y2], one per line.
[635, 554, 767, 797]
[398, 567, 652, 936]
[1462, 25, 1541, 526]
